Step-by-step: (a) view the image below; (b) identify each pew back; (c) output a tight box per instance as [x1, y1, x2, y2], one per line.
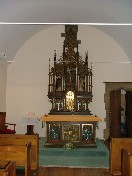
[0, 161, 16, 176]
[110, 138, 132, 175]
[0, 142, 31, 176]
[122, 149, 132, 176]
[0, 134, 39, 171]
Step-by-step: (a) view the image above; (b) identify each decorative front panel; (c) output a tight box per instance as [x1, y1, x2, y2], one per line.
[82, 124, 93, 141]
[63, 124, 80, 141]
[49, 124, 60, 141]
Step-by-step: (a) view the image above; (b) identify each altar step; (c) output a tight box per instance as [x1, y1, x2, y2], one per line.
[44, 141, 97, 148]
[39, 138, 109, 168]
[39, 149, 108, 157]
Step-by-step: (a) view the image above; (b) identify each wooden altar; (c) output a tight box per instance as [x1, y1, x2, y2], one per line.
[41, 25, 102, 147]
[40, 115, 101, 147]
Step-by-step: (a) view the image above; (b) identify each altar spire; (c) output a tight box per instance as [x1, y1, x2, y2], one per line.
[48, 25, 93, 115]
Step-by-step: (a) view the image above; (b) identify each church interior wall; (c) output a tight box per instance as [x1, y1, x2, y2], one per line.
[5, 25, 132, 138]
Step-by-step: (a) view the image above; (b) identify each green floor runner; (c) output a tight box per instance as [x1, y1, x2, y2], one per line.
[39, 138, 109, 168]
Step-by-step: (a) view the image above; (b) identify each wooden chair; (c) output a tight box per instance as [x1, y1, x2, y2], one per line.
[0, 112, 16, 134]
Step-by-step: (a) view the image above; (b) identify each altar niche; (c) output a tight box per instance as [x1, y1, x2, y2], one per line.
[48, 25, 93, 115]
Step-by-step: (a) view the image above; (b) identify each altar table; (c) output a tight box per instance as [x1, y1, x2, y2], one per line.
[40, 115, 102, 147]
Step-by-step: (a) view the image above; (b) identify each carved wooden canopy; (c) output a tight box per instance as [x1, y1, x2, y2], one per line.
[48, 25, 93, 115]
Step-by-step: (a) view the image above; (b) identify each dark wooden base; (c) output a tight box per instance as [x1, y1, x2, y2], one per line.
[49, 109, 92, 115]
[25, 125, 35, 135]
[44, 141, 97, 148]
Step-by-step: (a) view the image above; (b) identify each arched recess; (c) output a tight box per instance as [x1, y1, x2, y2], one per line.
[104, 82, 132, 139]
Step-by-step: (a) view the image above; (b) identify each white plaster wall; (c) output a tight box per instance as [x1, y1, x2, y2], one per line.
[6, 25, 132, 138]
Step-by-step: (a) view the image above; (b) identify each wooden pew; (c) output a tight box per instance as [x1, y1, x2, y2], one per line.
[110, 138, 132, 176]
[122, 149, 132, 176]
[0, 160, 16, 176]
[0, 142, 31, 176]
[0, 134, 39, 171]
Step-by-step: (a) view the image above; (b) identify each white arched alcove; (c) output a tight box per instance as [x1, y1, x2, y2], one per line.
[6, 25, 132, 138]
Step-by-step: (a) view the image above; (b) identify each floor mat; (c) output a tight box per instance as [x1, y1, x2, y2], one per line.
[39, 138, 109, 168]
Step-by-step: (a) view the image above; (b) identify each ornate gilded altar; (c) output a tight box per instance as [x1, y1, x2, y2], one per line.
[41, 25, 101, 147]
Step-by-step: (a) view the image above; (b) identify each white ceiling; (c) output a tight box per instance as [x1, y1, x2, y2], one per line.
[0, 0, 132, 61]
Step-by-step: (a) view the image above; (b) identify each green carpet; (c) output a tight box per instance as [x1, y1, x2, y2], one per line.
[39, 138, 109, 168]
